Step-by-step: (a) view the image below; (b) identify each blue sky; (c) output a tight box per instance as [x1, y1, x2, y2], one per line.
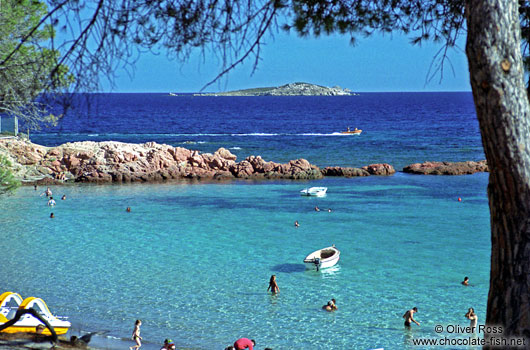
[109, 30, 471, 93]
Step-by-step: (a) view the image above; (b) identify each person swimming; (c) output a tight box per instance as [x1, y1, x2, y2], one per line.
[322, 298, 337, 311]
[461, 276, 469, 286]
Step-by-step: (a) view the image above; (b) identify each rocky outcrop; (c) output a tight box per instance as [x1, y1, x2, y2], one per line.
[0, 138, 336, 184]
[321, 163, 396, 177]
[403, 160, 488, 175]
[3, 138, 487, 184]
[198, 82, 355, 96]
[362, 163, 396, 176]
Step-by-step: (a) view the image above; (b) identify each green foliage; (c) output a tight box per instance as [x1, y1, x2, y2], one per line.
[0, 154, 20, 195]
[0, 0, 73, 130]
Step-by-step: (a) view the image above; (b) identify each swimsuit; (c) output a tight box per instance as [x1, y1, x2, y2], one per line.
[404, 320, 411, 327]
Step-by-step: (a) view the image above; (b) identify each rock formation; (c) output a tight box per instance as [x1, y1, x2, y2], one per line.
[402, 160, 488, 175]
[321, 163, 396, 177]
[2, 139, 487, 185]
[0, 138, 390, 184]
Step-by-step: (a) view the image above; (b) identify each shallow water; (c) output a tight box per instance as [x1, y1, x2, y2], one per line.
[1, 173, 490, 349]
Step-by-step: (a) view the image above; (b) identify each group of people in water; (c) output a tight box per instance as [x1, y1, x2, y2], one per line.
[268, 274, 337, 312]
[37, 186, 66, 218]
[36, 184, 478, 347]
[269, 272, 476, 336]
[293, 205, 333, 227]
[402, 276, 477, 330]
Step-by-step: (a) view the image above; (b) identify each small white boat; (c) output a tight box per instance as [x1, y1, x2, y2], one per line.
[0, 292, 70, 335]
[300, 187, 327, 197]
[304, 245, 340, 271]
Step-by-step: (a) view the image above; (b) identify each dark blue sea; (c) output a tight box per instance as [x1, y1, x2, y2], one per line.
[2, 92, 491, 350]
[31, 92, 483, 170]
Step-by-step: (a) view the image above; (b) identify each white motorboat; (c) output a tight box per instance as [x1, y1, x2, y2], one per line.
[0, 292, 70, 335]
[300, 187, 327, 197]
[304, 245, 340, 271]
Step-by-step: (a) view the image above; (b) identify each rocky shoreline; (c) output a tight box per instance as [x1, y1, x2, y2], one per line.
[0, 138, 488, 185]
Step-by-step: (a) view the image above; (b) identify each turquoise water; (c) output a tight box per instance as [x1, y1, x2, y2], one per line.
[1, 173, 490, 349]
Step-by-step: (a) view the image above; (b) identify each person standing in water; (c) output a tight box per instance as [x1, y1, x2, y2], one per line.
[130, 320, 142, 350]
[403, 307, 420, 327]
[41, 187, 52, 197]
[465, 308, 478, 331]
[267, 275, 280, 294]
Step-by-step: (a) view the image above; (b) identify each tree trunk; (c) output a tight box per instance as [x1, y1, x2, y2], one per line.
[466, 0, 530, 348]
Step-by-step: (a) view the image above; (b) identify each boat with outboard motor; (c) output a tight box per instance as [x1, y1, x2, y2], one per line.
[303, 245, 340, 271]
[341, 127, 362, 135]
[300, 187, 327, 197]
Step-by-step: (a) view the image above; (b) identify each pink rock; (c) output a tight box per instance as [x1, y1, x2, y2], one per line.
[289, 158, 311, 170]
[215, 147, 237, 161]
[403, 160, 488, 175]
[362, 163, 396, 176]
[76, 151, 94, 160]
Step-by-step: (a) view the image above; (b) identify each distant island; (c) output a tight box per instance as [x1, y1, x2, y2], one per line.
[193, 82, 357, 96]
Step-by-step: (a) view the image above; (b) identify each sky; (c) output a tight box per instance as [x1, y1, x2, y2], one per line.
[108, 30, 471, 93]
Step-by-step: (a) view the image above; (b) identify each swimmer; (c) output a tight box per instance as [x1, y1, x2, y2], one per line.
[267, 275, 280, 294]
[328, 208, 332, 212]
[130, 320, 142, 350]
[322, 298, 337, 311]
[47, 197, 56, 206]
[294, 220, 299, 227]
[41, 187, 52, 197]
[461, 276, 469, 286]
[61, 195, 66, 200]
[50, 213, 55, 218]
[403, 307, 420, 327]
[127, 207, 132, 212]
[315, 206, 320, 212]
[34, 185, 37, 191]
